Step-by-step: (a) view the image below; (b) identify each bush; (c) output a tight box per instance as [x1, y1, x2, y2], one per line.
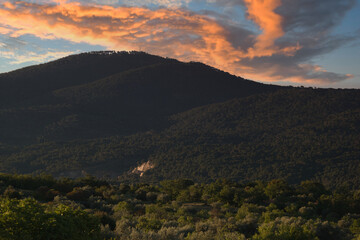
[253, 217, 317, 240]
[136, 217, 162, 232]
[2, 186, 22, 199]
[0, 198, 100, 240]
[66, 186, 93, 201]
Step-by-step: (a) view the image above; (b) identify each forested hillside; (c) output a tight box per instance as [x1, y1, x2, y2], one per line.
[0, 51, 277, 144]
[0, 51, 359, 188]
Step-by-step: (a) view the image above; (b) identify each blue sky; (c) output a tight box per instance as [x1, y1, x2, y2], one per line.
[0, 0, 359, 88]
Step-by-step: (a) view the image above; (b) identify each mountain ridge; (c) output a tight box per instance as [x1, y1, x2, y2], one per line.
[0, 51, 359, 188]
[0, 51, 279, 144]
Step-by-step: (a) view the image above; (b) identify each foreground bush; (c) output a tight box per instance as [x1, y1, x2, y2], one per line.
[0, 198, 100, 240]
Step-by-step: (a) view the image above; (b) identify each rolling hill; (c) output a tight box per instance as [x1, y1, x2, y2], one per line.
[0, 51, 359, 188]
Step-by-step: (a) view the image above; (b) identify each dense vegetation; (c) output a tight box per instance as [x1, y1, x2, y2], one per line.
[0, 173, 360, 239]
[0, 51, 359, 188]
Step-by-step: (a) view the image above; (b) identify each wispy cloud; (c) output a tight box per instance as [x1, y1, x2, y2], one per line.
[0, 0, 357, 85]
[122, 0, 191, 7]
[0, 26, 12, 34]
[0, 36, 27, 51]
[3, 50, 76, 64]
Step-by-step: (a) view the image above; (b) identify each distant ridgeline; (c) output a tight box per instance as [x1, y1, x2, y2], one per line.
[0, 51, 359, 188]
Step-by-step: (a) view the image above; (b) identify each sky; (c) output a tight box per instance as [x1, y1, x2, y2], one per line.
[0, 0, 359, 88]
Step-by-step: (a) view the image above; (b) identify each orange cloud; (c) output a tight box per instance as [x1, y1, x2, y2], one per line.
[0, 1, 351, 85]
[3, 1, 16, 10]
[243, 0, 300, 57]
[0, 1, 244, 69]
[0, 26, 12, 34]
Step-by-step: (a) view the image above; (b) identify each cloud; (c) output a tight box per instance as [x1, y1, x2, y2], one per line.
[243, 0, 300, 58]
[279, 0, 356, 33]
[0, 1, 276, 69]
[238, 31, 358, 84]
[10, 51, 76, 64]
[0, 36, 27, 50]
[0, 26, 12, 34]
[122, 0, 191, 7]
[0, 49, 77, 64]
[78, 0, 191, 7]
[0, 0, 357, 85]
[240, 59, 354, 85]
[202, 0, 242, 7]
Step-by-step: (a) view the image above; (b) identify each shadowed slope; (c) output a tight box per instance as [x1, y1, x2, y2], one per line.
[0, 51, 166, 108]
[0, 51, 359, 188]
[0, 52, 279, 143]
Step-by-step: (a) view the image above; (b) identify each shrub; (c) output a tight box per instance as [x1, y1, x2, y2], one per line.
[0, 198, 100, 240]
[253, 217, 318, 240]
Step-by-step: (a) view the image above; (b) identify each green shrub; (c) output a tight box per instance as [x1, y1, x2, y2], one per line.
[0, 198, 100, 240]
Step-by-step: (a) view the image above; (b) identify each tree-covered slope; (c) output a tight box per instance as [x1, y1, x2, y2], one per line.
[0, 51, 278, 144]
[138, 88, 360, 186]
[0, 51, 166, 107]
[0, 51, 359, 188]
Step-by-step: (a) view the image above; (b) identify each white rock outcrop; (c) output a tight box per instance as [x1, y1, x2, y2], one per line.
[131, 161, 154, 177]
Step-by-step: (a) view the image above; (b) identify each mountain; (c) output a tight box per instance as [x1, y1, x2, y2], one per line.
[0, 51, 165, 107]
[0, 51, 278, 144]
[0, 51, 359, 187]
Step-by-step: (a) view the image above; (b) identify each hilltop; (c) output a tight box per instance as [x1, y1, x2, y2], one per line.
[0, 51, 359, 188]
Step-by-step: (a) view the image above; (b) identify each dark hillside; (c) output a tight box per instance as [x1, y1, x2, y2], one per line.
[0, 51, 166, 107]
[0, 51, 359, 188]
[0, 52, 279, 143]
[136, 88, 360, 186]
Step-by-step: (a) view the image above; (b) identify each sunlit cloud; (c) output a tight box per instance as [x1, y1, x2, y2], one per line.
[122, 0, 191, 7]
[243, 0, 300, 58]
[0, 0, 357, 85]
[0, 26, 12, 34]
